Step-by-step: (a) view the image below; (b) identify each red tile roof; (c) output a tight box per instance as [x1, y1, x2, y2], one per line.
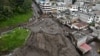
[80, 43, 92, 53]
[73, 22, 88, 28]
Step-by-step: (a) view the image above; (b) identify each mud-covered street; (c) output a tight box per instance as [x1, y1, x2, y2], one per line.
[84, 41, 100, 56]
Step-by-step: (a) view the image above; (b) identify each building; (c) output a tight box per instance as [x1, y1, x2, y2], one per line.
[57, 13, 71, 24]
[35, 0, 42, 3]
[64, 0, 72, 5]
[89, 11, 100, 23]
[51, 2, 57, 13]
[93, 11, 100, 23]
[71, 22, 88, 30]
[56, 2, 67, 13]
[70, 31, 92, 54]
[69, 5, 78, 12]
[77, 0, 93, 2]
[78, 12, 94, 23]
[93, 4, 100, 11]
[40, 0, 52, 13]
[90, 26, 100, 40]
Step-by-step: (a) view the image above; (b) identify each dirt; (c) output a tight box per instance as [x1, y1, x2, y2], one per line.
[10, 16, 80, 56]
[84, 40, 100, 56]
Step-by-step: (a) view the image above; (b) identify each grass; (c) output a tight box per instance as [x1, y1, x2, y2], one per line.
[0, 27, 30, 53]
[0, 11, 32, 28]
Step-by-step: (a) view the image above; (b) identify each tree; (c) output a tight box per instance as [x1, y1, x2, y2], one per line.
[0, 0, 32, 21]
[22, 0, 32, 12]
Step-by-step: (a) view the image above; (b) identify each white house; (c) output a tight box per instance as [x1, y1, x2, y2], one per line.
[94, 4, 100, 11]
[78, 12, 94, 23]
[57, 13, 66, 19]
[77, 0, 93, 2]
[51, 2, 57, 13]
[69, 5, 78, 12]
[64, 0, 72, 5]
[40, 0, 52, 13]
[93, 11, 100, 23]
[57, 2, 67, 13]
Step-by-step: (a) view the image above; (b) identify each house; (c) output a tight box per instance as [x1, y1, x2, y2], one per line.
[78, 2, 93, 13]
[71, 21, 88, 30]
[70, 31, 92, 54]
[92, 29, 100, 40]
[57, 11, 78, 25]
[39, 0, 46, 4]
[57, 16, 70, 25]
[94, 4, 100, 10]
[56, 2, 67, 13]
[74, 0, 94, 13]
[77, 0, 93, 2]
[78, 12, 94, 23]
[40, 0, 52, 13]
[70, 16, 79, 23]
[57, 13, 66, 19]
[93, 11, 100, 23]
[57, 14, 71, 24]
[69, 5, 78, 12]
[57, 0, 72, 5]
[64, 0, 72, 5]
[90, 26, 100, 40]
[51, 2, 57, 13]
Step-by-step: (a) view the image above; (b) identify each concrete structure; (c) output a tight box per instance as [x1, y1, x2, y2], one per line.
[71, 31, 92, 54]
[69, 5, 78, 12]
[77, 0, 93, 2]
[51, 2, 57, 13]
[78, 12, 94, 23]
[64, 0, 72, 5]
[90, 26, 100, 40]
[40, 0, 52, 13]
[71, 22, 88, 30]
[93, 4, 100, 11]
[93, 11, 100, 23]
[57, 2, 67, 13]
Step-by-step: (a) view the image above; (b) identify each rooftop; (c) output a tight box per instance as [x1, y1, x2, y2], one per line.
[73, 22, 88, 28]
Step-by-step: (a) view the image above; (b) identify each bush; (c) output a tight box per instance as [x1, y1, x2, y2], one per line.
[0, 11, 32, 28]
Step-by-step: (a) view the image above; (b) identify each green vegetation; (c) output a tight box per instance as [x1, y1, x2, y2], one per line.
[0, 0, 33, 28]
[0, 0, 32, 20]
[0, 0, 32, 55]
[0, 11, 32, 28]
[0, 27, 30, 53]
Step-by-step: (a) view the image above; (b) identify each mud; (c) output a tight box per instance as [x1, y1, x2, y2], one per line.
[84, 41, 100, 56]
[10, 17, 80, 56]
